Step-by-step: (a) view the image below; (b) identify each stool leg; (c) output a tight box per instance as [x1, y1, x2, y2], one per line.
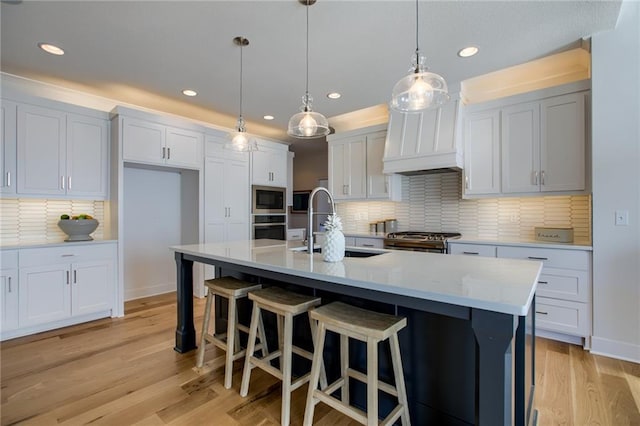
[240, 303, 261, 397]
[390, 333, 411, 426]
[223, 296, 237, 389]
[303, 321, 327, 426]
[340, 334, 350, 405]
[308, 315, 328, 389]
[366, 336, 379, 426]
[257, 310, 269, 357]
[281, 312, 294, 426]
[196, 291, 214, 368]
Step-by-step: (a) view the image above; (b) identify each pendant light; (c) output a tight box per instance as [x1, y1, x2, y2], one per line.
[228, 36, 258, 152]
[390, 0, 449, 112]
[287, 0, 330, 139]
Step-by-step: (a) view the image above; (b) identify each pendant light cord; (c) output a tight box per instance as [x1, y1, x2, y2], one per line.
[305, 0, 310, 98]
[239, 39, 243, 119]
[415, 0, 420, 70]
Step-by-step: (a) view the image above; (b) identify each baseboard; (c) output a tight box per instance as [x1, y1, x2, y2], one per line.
[590, 336, 640, 363]
[1, 310, 112, 341]
[125, 282, 174, 301]
[536, 329, 585, 347]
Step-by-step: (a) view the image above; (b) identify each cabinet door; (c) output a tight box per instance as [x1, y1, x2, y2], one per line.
[269, 150, 288, 187]
[541, 93, 585, 192]
[17, 104, 66, 195]
[204, 156, 227, 230]
[19, 265, 71, 326]
[1, 269, 19, 331]
[448, 243, 497, 257]
[1, 100, 17, 195]
[328, 141, 348, 200]
[71, 260, 113, 316]
[251, 149, 270, 185]
[463, 110, 501, 195]
[165, 126, 203, 169]
[122, 117, 165, 165]
[225, 159, 250, 239]
[501, 102, 540, 193]
[366, 131, 390, 199]
[67, 114, 109, 198]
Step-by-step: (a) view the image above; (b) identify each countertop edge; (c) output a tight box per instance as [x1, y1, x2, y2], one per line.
[1, 239, 118, 250]
[451, 237, 592, 251]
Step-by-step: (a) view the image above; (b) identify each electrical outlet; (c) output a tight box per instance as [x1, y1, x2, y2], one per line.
[615, 210, 629, 226]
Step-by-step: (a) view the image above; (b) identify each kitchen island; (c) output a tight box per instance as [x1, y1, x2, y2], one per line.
[170, 239, 542, 426]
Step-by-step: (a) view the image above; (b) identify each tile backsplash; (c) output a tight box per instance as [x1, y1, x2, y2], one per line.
[1, 198, 106, 245]
[336, 172, 591, 243]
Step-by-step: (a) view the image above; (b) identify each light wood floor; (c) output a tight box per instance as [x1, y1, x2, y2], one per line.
[1, 293, 638, 425]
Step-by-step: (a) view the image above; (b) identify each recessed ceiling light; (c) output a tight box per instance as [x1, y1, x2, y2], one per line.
[327, 92, 341, 99]
[263, 115, 275, 120]
[38, 42, 64, 56]
[182, 89, 197, 97]
[458, 46, 479, 58]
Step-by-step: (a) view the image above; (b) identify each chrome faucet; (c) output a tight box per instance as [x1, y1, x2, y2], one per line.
[307, 187, 336, 253]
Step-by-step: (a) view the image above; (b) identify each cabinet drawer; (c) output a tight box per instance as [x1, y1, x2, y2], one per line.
[287, 229, 305, 241]
[353, 238, 383, 249]
[1, 250, 18, 269]
[19, 244, 116, 268]
[535, 297, 589, 336]
[497, 246, 589, 270]
[448, 243, 496, 257]
[536, 268, 589, 303]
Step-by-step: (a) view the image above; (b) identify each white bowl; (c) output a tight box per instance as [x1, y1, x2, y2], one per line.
[58, 219, 99, 242]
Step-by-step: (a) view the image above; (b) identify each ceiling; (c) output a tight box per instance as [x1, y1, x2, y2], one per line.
[0, 1, 622, 148]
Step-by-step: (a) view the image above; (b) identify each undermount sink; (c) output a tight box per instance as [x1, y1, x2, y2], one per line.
[290, 246, 387, 258]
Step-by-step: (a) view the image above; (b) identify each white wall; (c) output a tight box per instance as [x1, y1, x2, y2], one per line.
[591, 0, 640, 362]
[123, 166, 181, 300]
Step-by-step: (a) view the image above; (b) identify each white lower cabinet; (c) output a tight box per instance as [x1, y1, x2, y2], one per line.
[2, 243, 116, 340]
[1, 250, 19, 332]
[344, 237, 384, 249]
[448, 241, 592, 344]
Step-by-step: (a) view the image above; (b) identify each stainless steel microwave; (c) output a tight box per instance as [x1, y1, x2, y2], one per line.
[252, 185, 286, 214]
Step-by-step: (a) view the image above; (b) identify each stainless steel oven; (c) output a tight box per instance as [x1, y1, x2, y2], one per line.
[252, 214, 286, 240]
[384, 231, 461, 253]
[252, 185, 286, 214]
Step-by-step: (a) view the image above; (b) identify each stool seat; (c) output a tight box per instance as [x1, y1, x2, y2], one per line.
[248, 287, 321, 315]
[304, 302, 410, 426]
[309, 301, 407, 341]
[196, 277, 266, 390]
[206, 276, 262, 297]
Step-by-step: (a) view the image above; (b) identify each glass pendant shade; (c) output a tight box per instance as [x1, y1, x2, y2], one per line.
[391, 51, 449, 112]
[288, 95, 329, 138]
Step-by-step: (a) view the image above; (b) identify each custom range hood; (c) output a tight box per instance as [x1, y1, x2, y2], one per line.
[383, 95, 463, 175]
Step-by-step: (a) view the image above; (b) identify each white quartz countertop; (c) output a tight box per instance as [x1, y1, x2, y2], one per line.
[1, 239, 117, 250]
[170, 239, 542, 316]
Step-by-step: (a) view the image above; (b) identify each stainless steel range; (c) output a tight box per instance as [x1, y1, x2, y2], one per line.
[384, 231, 461, 253]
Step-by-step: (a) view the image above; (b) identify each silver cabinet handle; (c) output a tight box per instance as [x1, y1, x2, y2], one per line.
[463, 251, 479, 255]
[167, 147, 171, 159]
[162, 147, 166, 159]
[538, 280, 548, 285]
[528, 256, 548, 261]
[536, 311, 548, 315]
[541, 170, 545, 185]
[7, 276, 11, 292]
[6, 171, 10, 187]
[465, 176, 469, 190]
[533, 171, 538, 185]
[61, 254, 75, 257]
[66, 270, 70, 285]
[228, 207, 231, 217]
[68, 176, 72, 190]
[61, 176, 65, 190]
[362, 244, 374, 247]
[74, 270, 77, 284]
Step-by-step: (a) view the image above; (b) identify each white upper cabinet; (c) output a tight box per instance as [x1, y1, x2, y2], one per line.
[15, 103, 109, 199]
[463, 81, 589, 198]
[383, 98, 462, 174]
[463, 109, 501, 195]
[540, 93, 586, 192]
[329, 124, 402, 202]
[1, 100, 17, 195]
[329, 135, 367, 201]
[251, 140, 289, 187]
[122, 117, 203, 170]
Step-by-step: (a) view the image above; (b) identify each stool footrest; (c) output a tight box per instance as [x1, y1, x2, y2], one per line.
[348, 368, 398, 397]
[381, 404, 405, 426]
[312, 389, 368, 424]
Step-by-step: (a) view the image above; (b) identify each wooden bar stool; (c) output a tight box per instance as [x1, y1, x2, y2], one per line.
[303, 301, 410, 426]
[240, 286, 326, 426]
[196, 277, 267, 390]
